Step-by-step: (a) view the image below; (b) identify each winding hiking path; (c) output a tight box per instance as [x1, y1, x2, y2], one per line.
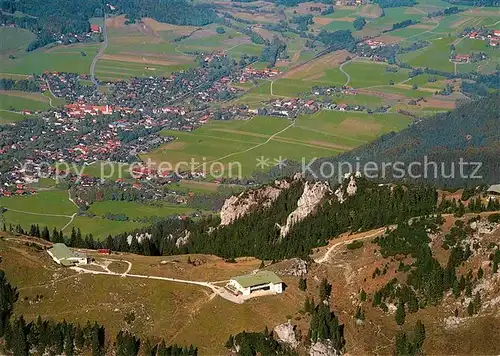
[90, 16, 108, 88]
[43, 80, 57, 108]
[314, 227, 388, 264]
[71, 260, 245, 304]
[339, 57, 356, 86]
[5, 208, 73, 219]
[194, 120, 296, 170]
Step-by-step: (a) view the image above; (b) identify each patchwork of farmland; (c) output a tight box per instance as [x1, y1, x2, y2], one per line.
[143, 112, 411, 177]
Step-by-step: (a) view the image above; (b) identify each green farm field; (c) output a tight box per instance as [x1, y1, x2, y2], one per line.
[143, 112, 410, 177]
[0, 190, 148, 239]
[0, 27, 36, 55]
[89, 201, 194, 219]
[400, 37, 455, 72]
[0, 43, 101, 75]
[0, 110, 25, 124]
[0, 91, 51, 112]
[54, 161, 133, 180]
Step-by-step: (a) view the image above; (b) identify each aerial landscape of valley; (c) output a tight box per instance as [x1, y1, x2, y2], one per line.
[0, 0, 499, 354]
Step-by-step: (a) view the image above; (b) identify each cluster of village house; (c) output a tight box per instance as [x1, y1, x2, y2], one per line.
[0, 23, 102, 47]
[453, 29, 500, 63]
[41, 72, 103, 105]
[335, 0, 368, 5]
[246, 97, 369, 118]
[0, 158, 209, 204]
[238, 66, 280, 83]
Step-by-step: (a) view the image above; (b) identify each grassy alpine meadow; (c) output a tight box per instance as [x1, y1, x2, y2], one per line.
[341, 60, 411, 88]
[54, 161, 133, 180]
[0, 27, 36, 55]
[0, 190, 154, 239]
[88, 201, 194, 220]
[0, 190, 77, 215]
[0, 91, 52, 112]
[142, 112, 410, 177]
[67, 216, 147, 238]
[0, 238, 304, 355]
[0, 110, 26, 124]
[0, 190, 77, 232]
[0, 42, 100, 75]
[400, 37, 455, 72]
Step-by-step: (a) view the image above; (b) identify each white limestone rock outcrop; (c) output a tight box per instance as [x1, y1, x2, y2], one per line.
[220, 180, 291, 225]
[335, 174, 358, 203]
[309, 341, 342, 356]
[279, 181, 331, 238]
[175, 230, 191, 248]
[278, 258, 308, 277]
[274, 321, 299, 348]
[127, 232, 152, 245]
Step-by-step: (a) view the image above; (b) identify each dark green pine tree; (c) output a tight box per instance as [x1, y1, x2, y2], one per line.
[130, 236, 140, 254]
[116, 330, 141, 356]
[156, 339, 167, 356]
[467, 301, 475, 316]
[225, 334, 234, 349]
[41, 226, 50, 241]
[64, 324, 75, 356]
[319, 278, 332, 302]
[477, 266, 484, 279]
[298, 278, 307, 291]
[395, 330, 408, 356]
[142, 337, 155, 356]
[395, 301, 406, 325]
[11, 316, 29, 356]
[74, 324, 85, 350]
[91, 322, 105, 356]
[52, 323, 64, 355]
[413, 320, 426, 350]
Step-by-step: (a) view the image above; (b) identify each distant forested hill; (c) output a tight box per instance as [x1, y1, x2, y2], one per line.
[308, 94, 500, 187]
[0, 0, 216, 51]
[0, 0, 102, 50]
[372, 0, 417, 8]
[444, 0, 499, 5]
[110, 0, 217, 26]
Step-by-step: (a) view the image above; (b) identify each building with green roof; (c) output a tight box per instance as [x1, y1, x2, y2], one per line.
[47, 243, 89, 266]
[227, 270, 283, 296]
[487, 184, 500, 196]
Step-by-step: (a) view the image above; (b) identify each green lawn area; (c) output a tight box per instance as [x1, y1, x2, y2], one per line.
[0, 191, 76, 215]
[400, 37, 455, 72]
[95, 59, 194, 81]
[68, 216, 147, 240]
[54, 161, 133, 180]
[0, 91, 51, 111]
[89, 201, 194, 220]
[0, 27, 36, 54]
[0, 190, 149, 239]
[455, 38, 500, 59]
[406, 74, 447, 87]
[1, 210, 72, 232]
[142, 112, 410, 177]
[0, 43, 100, 75]
[169, 180, 220, 194]
[324, 20, 357, 31]
[342, 61, 411, 88]
[329, 93, 383, 108]
[0, 110, 25, 124]
[376, 85, 435, 98]
[364, 7, 425, 33]
[272, 78, 322, 97]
